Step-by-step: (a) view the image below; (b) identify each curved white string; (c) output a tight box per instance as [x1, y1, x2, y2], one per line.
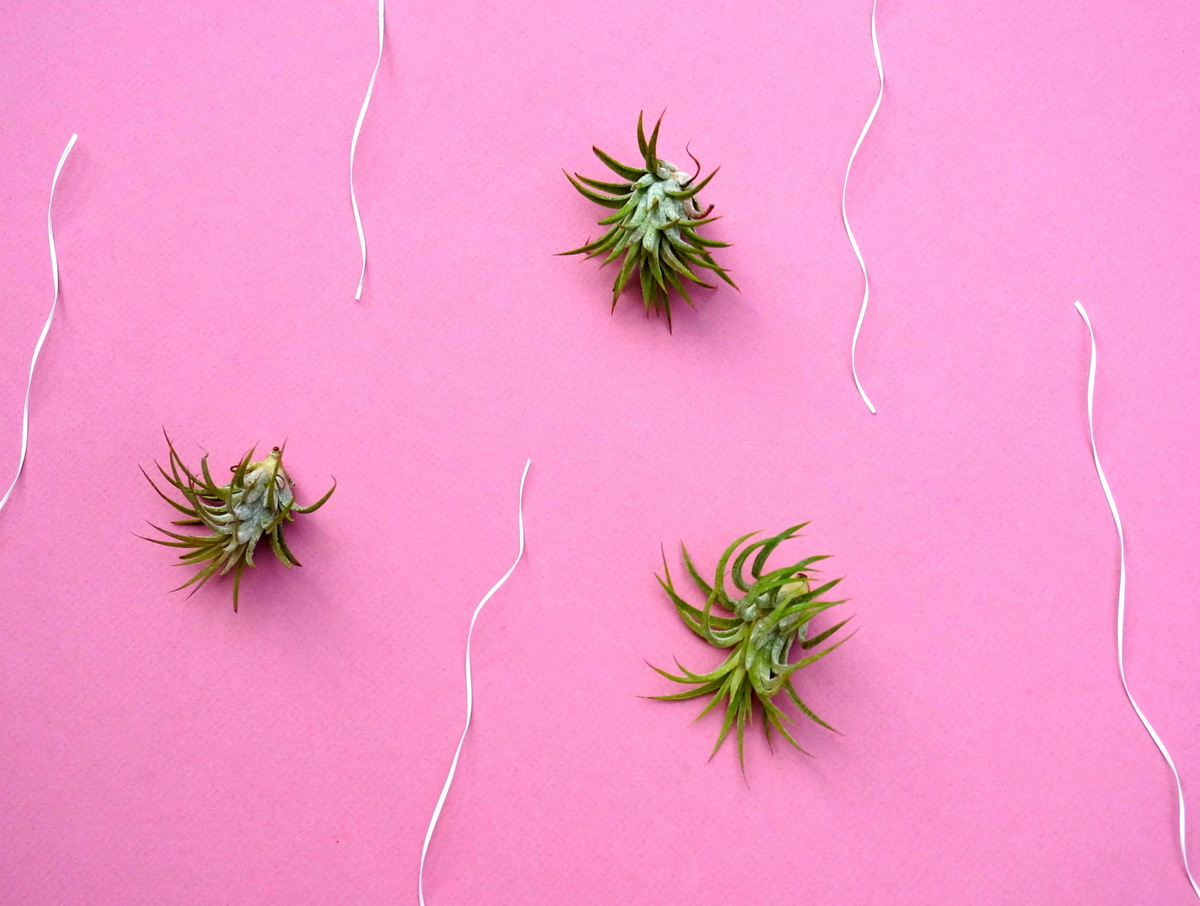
[1075, 301, 1200, 900]
[0, 133, 78, 516]
[418, 459, 532, 906]
[841, 0, 883, 415]
[350, 0, 385, 301]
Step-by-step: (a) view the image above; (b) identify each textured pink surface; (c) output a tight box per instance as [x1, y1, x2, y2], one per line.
[3, 1, 1200, 903]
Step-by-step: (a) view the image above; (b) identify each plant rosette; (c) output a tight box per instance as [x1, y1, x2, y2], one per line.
[651, 524, 852, 770]
[562, 112, 736, 330]
[142, 435, 335, 610]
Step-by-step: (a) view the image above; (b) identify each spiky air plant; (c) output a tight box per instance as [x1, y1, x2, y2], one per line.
[142, 435, 336, 611]
[650, 524, 852, 770]
[561, 112, 736, 330]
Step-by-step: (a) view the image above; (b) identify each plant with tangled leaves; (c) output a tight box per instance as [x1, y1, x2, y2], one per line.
[562, 112, 736, 329]
[651, 524, 852, 769]
[142, 435, 335, 610]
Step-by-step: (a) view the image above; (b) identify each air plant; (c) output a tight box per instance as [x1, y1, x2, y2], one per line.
[650, 524, 852, 770]
[142, 435, 335, 611]
[561, 112, 736, 330]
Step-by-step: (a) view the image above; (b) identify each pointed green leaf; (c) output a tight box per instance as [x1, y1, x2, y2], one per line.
[574, 173, 633, 195]
[800, 618, 851, 651]
[667, 166, 719, 200]
[645, 112, 663, 172]
[592, 146, 644, 181]
[565, 171, 626, 208]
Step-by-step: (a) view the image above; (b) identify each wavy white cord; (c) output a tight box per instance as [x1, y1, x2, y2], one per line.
[351, 0, 385, 301]
[0, 133, 78, 516]
[418, 459, 532, 906]
[1075, 301, 1200, 899]
[841, 0, 883, 415]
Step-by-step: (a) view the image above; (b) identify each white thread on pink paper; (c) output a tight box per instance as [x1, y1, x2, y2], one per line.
[351, 0, 385, 301]
[1075, 301, 1200, 900]
[418, 459, 531, 905]
[0, 133, 78, 516]
[841, 0, 883, 414]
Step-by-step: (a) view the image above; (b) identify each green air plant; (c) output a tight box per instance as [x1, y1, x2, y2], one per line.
[561, 112, 736, 330]
[142, 435, 336, 611]
[650, 524, 852, 770]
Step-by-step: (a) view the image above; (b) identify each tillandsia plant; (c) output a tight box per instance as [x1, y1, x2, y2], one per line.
[650, 524, 852, 770]
[142, 435, 336, 611]
[561, 112, 736, 330]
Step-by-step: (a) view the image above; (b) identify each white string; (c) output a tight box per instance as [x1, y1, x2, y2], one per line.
[350, 0, 385, 301]
[418, 459, 532, 906]
[0, 133, 78, 516]
[1075, 301, 1200, 900]
[841, 0, 883, 415]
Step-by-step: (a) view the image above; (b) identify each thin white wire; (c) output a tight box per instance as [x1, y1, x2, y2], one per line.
[841, 0, 883, 415]
[351, 0, 385, 301]
[1075, 301, 1200, 900]
[0, 133, 78, 516]
[418, 459, 532, 906]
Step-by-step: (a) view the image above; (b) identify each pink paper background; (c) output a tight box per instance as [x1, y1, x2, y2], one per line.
[3, 1, 1200, 903]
